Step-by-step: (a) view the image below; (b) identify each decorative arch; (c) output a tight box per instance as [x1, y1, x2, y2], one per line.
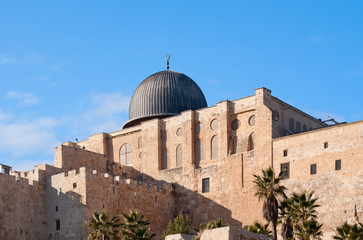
[296, 121, 301, 133]
[162, 147, 168, 170]
[138, 137, 142, 149]
[176, 144, 183, 167]
[195, 139, 203, 164]
[247, 132, 255, 151]
[289, 118, 295, 132]
[229, 136, 238, 155]
[211, 135, 218, 159]
[120, 143, 132, 165]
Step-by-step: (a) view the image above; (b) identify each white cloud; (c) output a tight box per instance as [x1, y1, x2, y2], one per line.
[0, 54, 15, 64]
[72, 92, 130, 134]
[0, 92, 130, 168]
[36, 74, 49, 81]
[24, 54, 45, 65]
[49, 64, 63, 70]
[0, 117, 59, 156]
[90, 92, 130, 116]
[0, 109, 11, 121]
[310, 34, 326, 43]
[207, 79, 218, 85]
[5, 91, 39, 105]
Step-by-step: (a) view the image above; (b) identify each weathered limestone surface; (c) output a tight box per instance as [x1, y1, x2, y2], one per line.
[165, 227, 270, 240]
[200, 227, 270, 240]
[273, 121, 363, 239]
[46, 167, 175, 240]
[165, 233, 195, 240]
[0, 88, 361, 240]
[0, 167, 48, 240]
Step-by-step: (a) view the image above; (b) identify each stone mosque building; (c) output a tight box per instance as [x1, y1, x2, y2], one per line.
[0, 66, 362, 240]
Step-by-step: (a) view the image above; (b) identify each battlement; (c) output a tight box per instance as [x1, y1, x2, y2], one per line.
[0, 170, 39, 187]
[52, 167, 171, 193]
[9, 164, 62, 186]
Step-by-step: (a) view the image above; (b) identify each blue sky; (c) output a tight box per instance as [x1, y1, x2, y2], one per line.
[1, 1, 362, 171]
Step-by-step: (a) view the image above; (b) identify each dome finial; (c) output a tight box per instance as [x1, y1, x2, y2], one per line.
[165, 54, 170, 70]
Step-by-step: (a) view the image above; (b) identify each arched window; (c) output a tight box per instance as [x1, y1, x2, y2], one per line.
[138, 137, 142, 149]
[195, 139, 203, 164]
[162, 147, 168, 169]
[296, 121, 301, 133]
[248, 115, 256, 126]
[120, 144, 132, 165]
[302, 124, 307, 132]
[211, 135, 218, 160]
[230, 136, 237, 155]
[289, 118, 295, 132]
[248, 132, 255, 151]
[176, 144, 183, 167]
[210, 119, 218, 130]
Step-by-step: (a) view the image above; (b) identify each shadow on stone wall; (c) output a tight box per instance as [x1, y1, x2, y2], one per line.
[109, 161, 242, 232]
[47, 184, 86, 240]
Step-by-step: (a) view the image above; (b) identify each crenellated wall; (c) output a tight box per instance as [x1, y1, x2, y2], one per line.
[0, 166, 49, 240]
[46, 167, 175, 239]
[54, 144, 108, 172]
[1, 87, 361, 240]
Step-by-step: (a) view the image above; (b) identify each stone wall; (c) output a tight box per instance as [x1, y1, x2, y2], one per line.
[46, 168, 88, 240]
[273, 120, 363, 239]
[46, 167, 176, 239]
[54, 144, 108, 172]
[270, 96, 326, 138]
[0, 168, 48, 240]
[165, 227, 270, 240]
[33, 87, 362, 240]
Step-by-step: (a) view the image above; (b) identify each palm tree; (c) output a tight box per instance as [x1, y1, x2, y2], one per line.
[295, 219, 323, 240]
[279, 191, 322, 239]
[333, 222, 363, 240]
[279, 194, 293, 240]
[253, 167, 287, 240]
[120, 210, 156, 240]
[289, 191, 320, 223]
[86, 210, 122, 240]
[247, 222, 273, 238]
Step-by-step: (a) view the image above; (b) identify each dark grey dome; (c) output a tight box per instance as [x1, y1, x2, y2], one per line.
[123, 70, 207, 128]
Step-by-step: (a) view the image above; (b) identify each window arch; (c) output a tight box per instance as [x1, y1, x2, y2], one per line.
[289, 118, 295, 132]
[296, 121, 301, 133]
[176, 144, 183, 167]
[120, 144, 132, 165]
[162, 147, 169, 170]
[229, 136, 237, 155]
[195, 139, 203, 164]
[211, 135, 218, 160]
[138, 137, 142, 149]
[247, 132, 255, 151]
[302, 124, 307, 132]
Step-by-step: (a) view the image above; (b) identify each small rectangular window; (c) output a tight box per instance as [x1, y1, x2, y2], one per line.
[56, 219, 60, 231]
[55, 206, 58, 212]
[283, 149, 288, 157]
[280, 163, 290, 179]
[324, 142, 328, 148]
[335, 160, 341, 170]
[202, 178, 210, 193]
[310, 164, 317, 175]
[73, 182, 77, 189]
